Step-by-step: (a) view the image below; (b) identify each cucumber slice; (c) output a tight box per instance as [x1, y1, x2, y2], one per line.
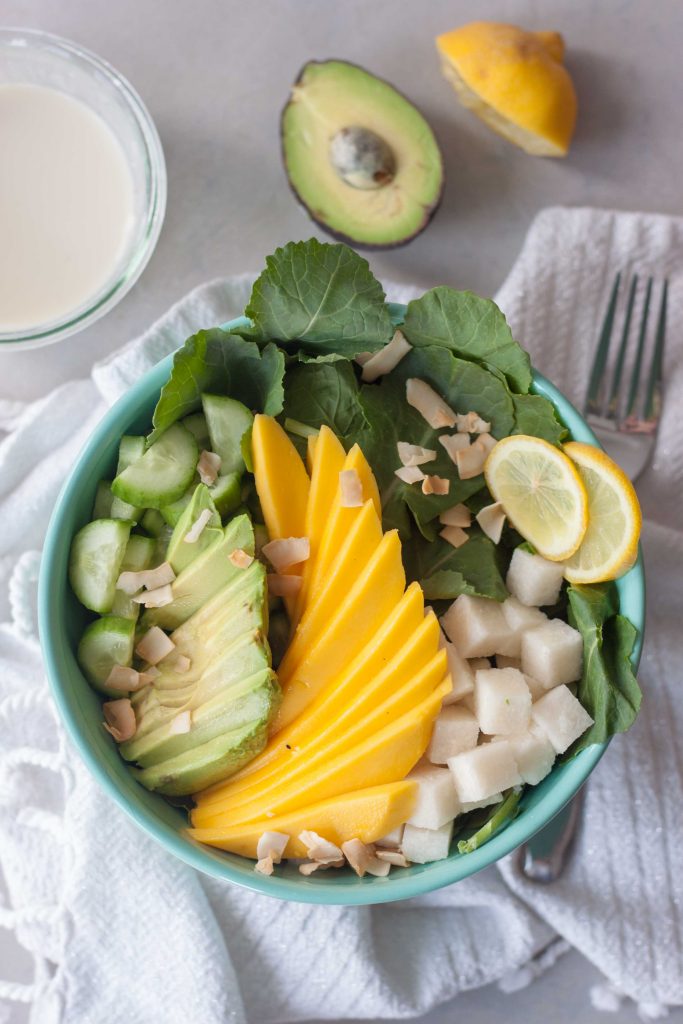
[92, 480, 113, 519]
[141, 508, 166, 538]
[166, 483, 222, 573]
[111, 423, 198, 509]
[210, 472, 242, 519]
[182, 412, 210, 450]
[201, 394, 253, 474]
[69, 519, 132, 613]
[160, 488, 193, 527]
[111, 436, 147, 522]
[78, 615, 136, 696]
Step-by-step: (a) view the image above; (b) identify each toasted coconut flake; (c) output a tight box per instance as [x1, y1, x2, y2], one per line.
[339, 469, 363, 507]
[116, 571, 144, 596]
[138, 665, 160, 683]
[354, 350, 374, 366]
[455, 445, 487, 480]
[198, 450, 222, 486]
[476, 502, 506, 544]
[397, 441, 437, 467]
[439, 503, 472, 528]
[361, 330, 412, 382]
[406, 378, 457, 429]
[133, 583, 173, 608]
[395, 465, 425, 485]
[298, 830, 344, 863]
[440, 525, 469, 549]
[104, 665, 143, 693]
[135, 626, 175, 665]
[298, 859, 344, 875]
[229, 548, 254, 569]
[262, 537, 310, 572]
[267, 573, 302, 598]
[439, 433, 470, 463]
[102, 699, 136, 742]
[471, 415, 491, 434]
[257, 831, 290, 863]
[422, 474, 450, 496]
[376, 850, 411, 868]
[184, 509, 213, 544]
[255, 856, 275, 876]
[341, 839, 373, 877]
[118, 561, 176, 595]
[174, 654, 192, 673]
[169, 711, 192, 735]
[455, 411, 491, 434]
[474, 433, 497, 456]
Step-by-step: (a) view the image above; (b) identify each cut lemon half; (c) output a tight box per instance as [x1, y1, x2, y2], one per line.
[484, 435, 587, 560]
[562, 442, 642, 584]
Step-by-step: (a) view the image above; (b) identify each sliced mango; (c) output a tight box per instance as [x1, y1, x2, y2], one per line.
[192, 647, 447, 824]
[192, 680, 448, 827]
[292, 425, 347, 626]
[273, 529, 406, 731]
[188, 781, 418, 858]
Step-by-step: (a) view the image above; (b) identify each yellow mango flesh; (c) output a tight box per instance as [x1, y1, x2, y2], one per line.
[192, 680, 448, 827]
[291, 425, 348, 627]
[252, 415, 310, 540]
[273, 529, 406, 731]
[201, 581, 426, 791]
[188, 781, 419, 857]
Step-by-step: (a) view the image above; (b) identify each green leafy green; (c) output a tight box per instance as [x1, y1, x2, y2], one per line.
[401, 287, 532, 393]
[244, 239, 393, 357]
[457, 789, 522, 854]
[151, 330, 284, 442]
[566, 583, 642, 756]
[511, 392, 567, 445]
[282, 361, 367, 444]
[404, 532, 508, 602]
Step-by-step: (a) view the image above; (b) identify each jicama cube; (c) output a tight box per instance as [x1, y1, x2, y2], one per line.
[506, 548, 565, 607]
[427, 706, 479, 764]
[474, 667, 532, 735]
[460, 691, 476, 714]
[376, 825, 404, 849]
[461, 792, 504, 813]
[502, 729, 556, 785]
[401, 820, 454, 864]
[496, 654, 521, 670]
[407, 764, 461, 829]
[439, 635, 475, 703]
[448, 741, 522, 802]
[501, 597, 548, 659]
[521, 619, 583, 689]
[531, 685, 594, 754]
[524, 673, 547, 701]
[441, 595, 516, 659]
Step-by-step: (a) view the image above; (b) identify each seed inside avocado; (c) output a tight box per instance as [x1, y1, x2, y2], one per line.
[329, 126, 396, 190]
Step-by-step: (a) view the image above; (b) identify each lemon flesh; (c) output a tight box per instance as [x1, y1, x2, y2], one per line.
[484, 435, 587, 561]
[563, 443, 642, 584]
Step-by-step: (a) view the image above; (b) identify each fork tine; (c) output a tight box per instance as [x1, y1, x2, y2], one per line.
[608, 274, 638, 412]
[626, 276, 653, 417]
[585, 272, 621, 416]
[643, 279, 668, 421]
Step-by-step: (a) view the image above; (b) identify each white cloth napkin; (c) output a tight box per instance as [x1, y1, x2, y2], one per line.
[0, 207, 681, 1024]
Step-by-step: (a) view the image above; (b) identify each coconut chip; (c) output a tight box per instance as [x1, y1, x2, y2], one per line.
[476, 502, 506, 544]
[440, 525, 469, 549]
[133, 583, 173, 608]
[197, 450, 222, 486]
[406, 378, 457, 429]
[394, 465, 425, 485]
[138, 665, 160, 684]
[474, 433, 497, 456]
[456, 411, 491, 434]
[102, 699, 136, 742]
[397, 441, 437, 467]
[267, 573, 302, 597]
[354, 351, 374, 366]
[341, 839, 391, 877]
[229, 548, 254, 569]
[339, 469, 363, 507]
[422, 474, 450, 496]
[262, 537, 310, 572]
[298, 830, 344, 864]
[169, 711, 192, 735]
[439, 503, 472, 528]
[257, 831, 290, 864]
[104, 665, 144, 693]
[173, 654, 192, 673]
[438, 433, 470, 463]
[117, 561, 175, 595]
[375, 849, 411, 868]
[455, 444, 487, 480]
[361, 330, 412, 383]
[135, 626, 175, 665]
[255, 856, 275, 876]
[183, 508, 213, 544]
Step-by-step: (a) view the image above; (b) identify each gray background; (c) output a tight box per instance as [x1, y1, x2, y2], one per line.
[1, 0, 681, 1021]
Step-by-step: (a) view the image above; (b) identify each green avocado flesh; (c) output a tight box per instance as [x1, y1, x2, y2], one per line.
[282, 60, 444, 248]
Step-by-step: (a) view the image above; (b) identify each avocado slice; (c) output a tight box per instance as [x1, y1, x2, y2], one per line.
[165, 483, 222, 574]
[282, 60, 444, 249]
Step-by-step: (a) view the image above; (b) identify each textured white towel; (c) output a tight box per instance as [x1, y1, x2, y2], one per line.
[0, 207, 681, 1024]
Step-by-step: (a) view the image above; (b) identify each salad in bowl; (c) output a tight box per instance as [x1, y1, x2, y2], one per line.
[46, 239, 643, 892]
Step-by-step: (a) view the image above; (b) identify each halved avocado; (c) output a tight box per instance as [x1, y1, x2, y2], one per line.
[282, 60, 444, 249]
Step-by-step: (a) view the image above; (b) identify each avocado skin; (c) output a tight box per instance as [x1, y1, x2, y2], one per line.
[281, 59, 445, 250]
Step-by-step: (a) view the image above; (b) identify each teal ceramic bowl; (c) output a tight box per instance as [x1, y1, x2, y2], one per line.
[39, 305, 645, 905]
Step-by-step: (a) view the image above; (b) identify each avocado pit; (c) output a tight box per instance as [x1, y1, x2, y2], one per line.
[329, 126, 396, 190]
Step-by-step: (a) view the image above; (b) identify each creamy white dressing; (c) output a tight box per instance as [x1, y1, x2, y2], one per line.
[0, 83, 135, 331]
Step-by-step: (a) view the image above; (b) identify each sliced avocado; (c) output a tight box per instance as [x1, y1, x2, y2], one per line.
[172, 562, 267, 662]
[140, 513, 255, 631]
[282, 60, 444, 248]
[165, 483, 222, 574]
[161, 471, 242, 526]
[154, 627, 270, 699]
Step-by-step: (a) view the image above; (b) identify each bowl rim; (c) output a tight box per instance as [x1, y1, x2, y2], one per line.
[0, 27, 167, 351]
[38, 309, 645, 905]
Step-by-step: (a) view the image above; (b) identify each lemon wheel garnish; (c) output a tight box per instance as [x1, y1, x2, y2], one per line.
[562, 442, 642, 584]
[484, 435, 588, 560]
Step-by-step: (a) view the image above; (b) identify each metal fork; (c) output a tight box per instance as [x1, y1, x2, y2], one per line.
[517, 272, 668, 883]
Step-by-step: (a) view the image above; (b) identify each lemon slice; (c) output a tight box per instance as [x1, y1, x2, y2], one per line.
[562, 442, 642, 584]
[484, 435, 587, 560]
